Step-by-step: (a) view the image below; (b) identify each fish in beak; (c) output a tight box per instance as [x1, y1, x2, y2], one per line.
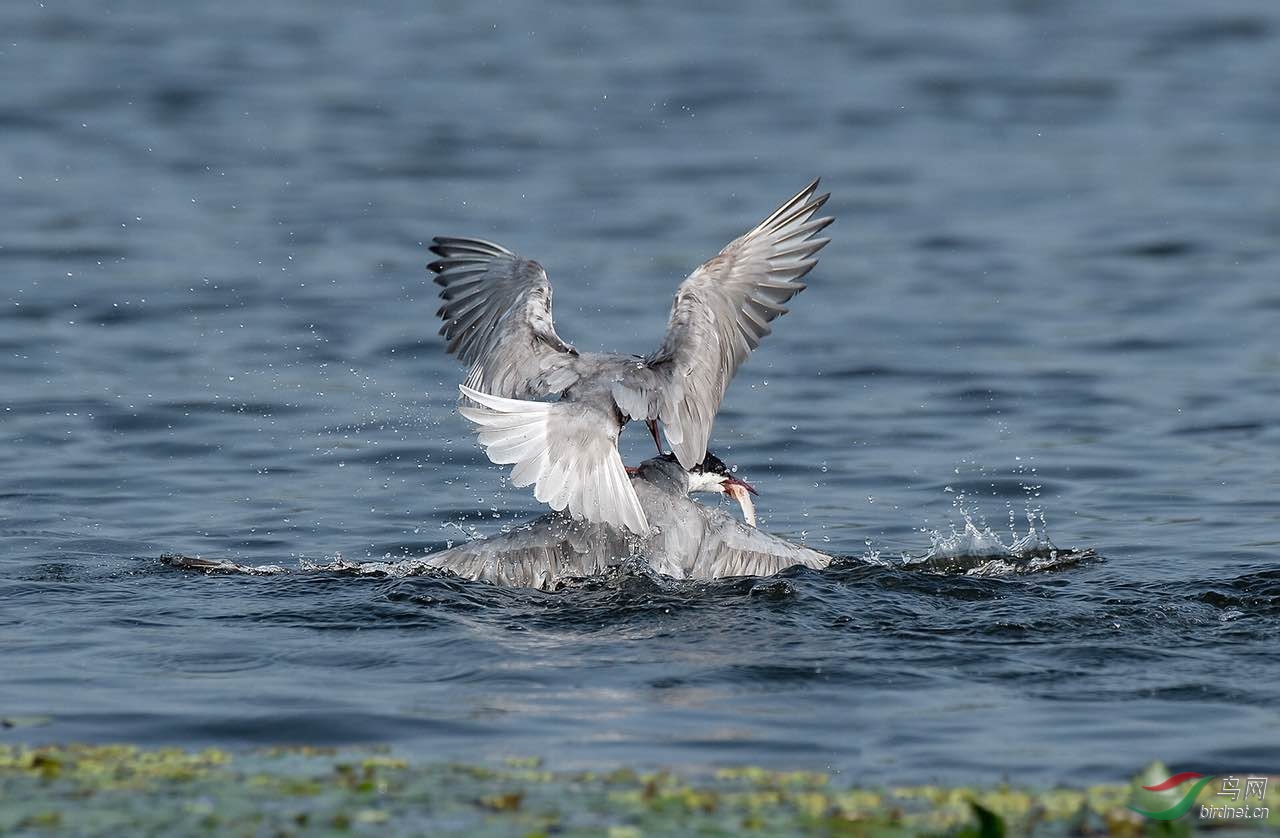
[723, 476, 757, 527]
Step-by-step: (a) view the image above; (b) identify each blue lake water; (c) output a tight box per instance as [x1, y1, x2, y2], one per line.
[2, 0, 1278, 785]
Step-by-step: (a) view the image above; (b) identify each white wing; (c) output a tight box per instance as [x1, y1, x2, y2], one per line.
[457, 384, 649, 534]
[614, 179, 834, 469]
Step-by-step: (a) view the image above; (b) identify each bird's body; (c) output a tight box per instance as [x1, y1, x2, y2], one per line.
[430, 180, 834, 533]
[423, 454, 832, 590]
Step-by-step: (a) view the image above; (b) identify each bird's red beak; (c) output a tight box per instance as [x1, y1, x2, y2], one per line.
[725, 475, 757, 496]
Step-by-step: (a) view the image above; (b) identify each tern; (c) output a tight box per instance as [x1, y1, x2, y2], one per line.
[429, 179, 833, 534]
[161, 454, 832, 588]
[422, 452, 832, 589]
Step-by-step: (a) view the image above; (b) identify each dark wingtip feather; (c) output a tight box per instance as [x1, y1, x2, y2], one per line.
[794, 178, 821, 200]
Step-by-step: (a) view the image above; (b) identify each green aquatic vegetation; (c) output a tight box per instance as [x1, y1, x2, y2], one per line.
[0, 743, 230, 787]
[0, 745, 1273, 835]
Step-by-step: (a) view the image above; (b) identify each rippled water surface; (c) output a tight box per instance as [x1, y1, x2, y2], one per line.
[3, 0, 1279, 784]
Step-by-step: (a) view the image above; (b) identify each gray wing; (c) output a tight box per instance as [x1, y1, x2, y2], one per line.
[423, 514, 632, 590]
[631, 478, 833, 581]
[612, 180, 834, 469]
[429, 237, 581, 399]
[694, 516, 833, 580]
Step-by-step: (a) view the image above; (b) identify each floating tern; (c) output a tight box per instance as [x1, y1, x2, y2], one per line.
[160, 454, 832, 589]
[429, 179, 833, 534]
[423, 452, 831, 589]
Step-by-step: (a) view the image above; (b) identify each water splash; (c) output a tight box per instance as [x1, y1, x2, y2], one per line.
[901, 464, 1093, 576]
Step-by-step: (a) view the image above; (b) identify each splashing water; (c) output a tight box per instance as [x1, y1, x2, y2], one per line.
[898, 469, 1092, 576]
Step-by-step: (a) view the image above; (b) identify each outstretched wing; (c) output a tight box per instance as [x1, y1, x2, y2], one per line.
[458, 384, 649, 534]
[430, 237, 581, 399]
[423, 515, 634, 590]
[613, 179, 834, 469]
[696, 523, 833, 579]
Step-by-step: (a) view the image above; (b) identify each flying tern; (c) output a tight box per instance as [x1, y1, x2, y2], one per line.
[429, 179, 833, 534]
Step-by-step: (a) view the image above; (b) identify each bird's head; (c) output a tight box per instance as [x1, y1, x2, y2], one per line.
[685, 452, 758, 527]
[627, 452, 759, 526]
